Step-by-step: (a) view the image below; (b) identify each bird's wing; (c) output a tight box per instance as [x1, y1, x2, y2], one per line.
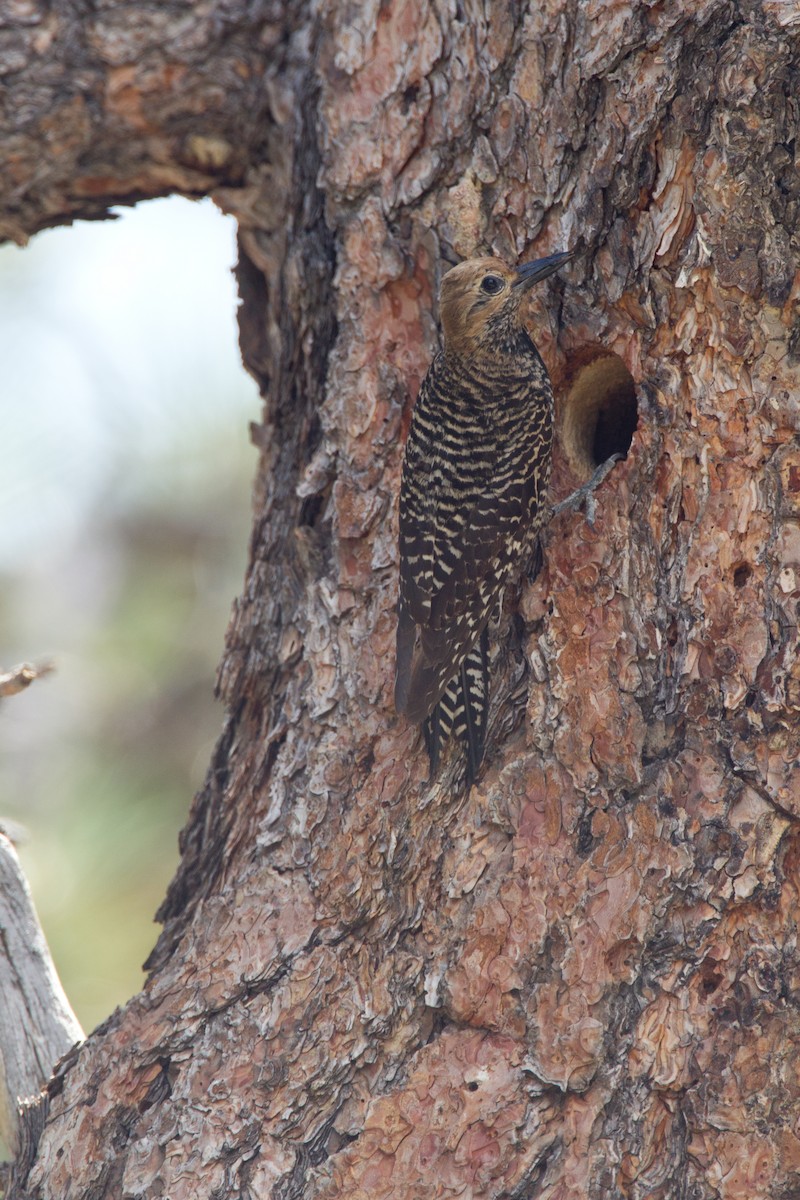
[396, 355, 549, 721]
[399, 362, 540, 616]
[427, 472, 534, 630]
[397, 368, 441, 626]
[397, 470, 541, 722]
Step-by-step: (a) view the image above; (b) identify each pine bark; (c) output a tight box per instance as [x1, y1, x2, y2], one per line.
[3, 2, 800, 1197]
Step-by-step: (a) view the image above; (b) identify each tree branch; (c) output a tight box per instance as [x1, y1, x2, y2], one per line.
[0, 0, 293, 242]
[0, 662, 53, 699]
[0, 835, 82, 1158]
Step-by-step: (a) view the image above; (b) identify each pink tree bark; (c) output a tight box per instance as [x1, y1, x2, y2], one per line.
[3, 2, 800, 1197]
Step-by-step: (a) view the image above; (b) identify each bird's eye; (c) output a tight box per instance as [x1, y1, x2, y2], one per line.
[480, 275, 504, 295]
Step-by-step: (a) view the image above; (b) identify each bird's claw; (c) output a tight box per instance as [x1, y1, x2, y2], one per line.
[551, 453, 623, 526]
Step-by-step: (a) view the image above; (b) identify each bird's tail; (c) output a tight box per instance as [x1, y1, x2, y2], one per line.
[423, 627, 489, 785]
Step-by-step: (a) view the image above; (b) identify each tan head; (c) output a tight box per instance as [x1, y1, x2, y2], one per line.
[439, 251, 572, 355]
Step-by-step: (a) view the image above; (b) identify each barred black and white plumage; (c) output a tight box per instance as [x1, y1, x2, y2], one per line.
[395, 251, 572, 782]
[422, 629, 489, 782]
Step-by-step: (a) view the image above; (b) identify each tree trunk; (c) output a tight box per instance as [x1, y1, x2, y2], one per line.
[4, 2, 800, 1197]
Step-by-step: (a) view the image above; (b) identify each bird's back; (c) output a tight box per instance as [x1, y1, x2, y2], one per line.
[396, 331, 554, 734]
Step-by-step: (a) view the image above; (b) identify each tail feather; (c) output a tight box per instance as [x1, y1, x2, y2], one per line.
[422, 699, 443, 775]
[423, 628, 489, 784]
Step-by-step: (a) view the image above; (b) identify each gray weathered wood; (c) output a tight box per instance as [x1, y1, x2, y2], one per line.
[0, 835, 83, 1157]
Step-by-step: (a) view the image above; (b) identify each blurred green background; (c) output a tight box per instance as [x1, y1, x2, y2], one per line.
[0, 197, 259, 1033]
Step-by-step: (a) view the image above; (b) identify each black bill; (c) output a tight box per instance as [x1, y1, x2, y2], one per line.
[513, 250, 574, 289]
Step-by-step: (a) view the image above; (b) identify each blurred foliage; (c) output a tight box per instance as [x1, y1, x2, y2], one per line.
[2, 429, 253, 1032]
[0, 199, 258, 1034]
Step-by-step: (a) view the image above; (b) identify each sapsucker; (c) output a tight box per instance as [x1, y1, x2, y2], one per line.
[395, 250, 572, 783]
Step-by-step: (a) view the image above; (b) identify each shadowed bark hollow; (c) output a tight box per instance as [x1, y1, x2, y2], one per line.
[3, 2, 800, 1197]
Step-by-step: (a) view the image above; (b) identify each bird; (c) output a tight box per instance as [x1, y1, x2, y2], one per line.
[395, 249, 573, 784]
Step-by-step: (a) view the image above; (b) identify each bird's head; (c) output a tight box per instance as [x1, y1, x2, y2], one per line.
[439, 251, 572, 355]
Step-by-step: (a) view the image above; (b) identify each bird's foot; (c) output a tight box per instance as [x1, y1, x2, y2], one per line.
[550, 454, 623, 527]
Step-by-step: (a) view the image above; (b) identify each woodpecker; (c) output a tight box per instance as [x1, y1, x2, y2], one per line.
[395, 250, 572, 783]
